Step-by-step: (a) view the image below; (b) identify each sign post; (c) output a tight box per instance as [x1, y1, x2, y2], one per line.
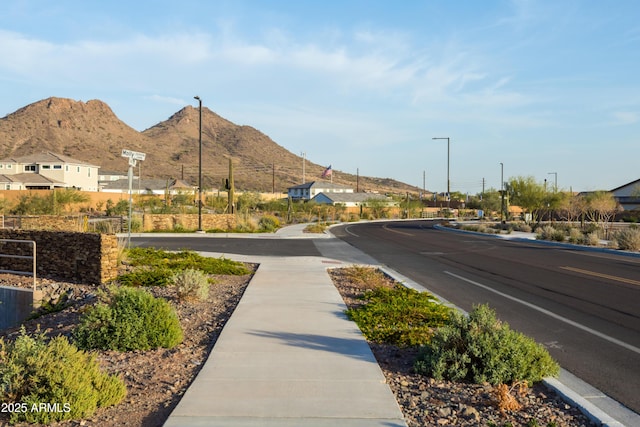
[121, 149, 146, 246]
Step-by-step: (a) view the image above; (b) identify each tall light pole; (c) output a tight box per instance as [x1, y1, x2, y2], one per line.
[194, 96, 203, 232]
[500, 162, 505, 223]
[548, 172, 557, 192]
[432, 137, 450, 208]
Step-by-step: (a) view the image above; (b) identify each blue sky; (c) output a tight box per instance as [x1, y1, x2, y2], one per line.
[1, 0, 638, 194]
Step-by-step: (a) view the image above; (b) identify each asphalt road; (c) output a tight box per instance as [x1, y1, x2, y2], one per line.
[130, 236, 321, 257]
[330, 220, 640, 415]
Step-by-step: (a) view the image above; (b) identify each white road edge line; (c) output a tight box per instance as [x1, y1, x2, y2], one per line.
[444, 270, 640, 356]
[344, 225, 359, 237]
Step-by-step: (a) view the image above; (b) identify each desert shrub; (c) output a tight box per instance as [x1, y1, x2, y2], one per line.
[116, 268, 174, 287]
[511, 222, 532, 233]
[568, 227, 583, 244]
[0, 329, 126, 424]
[233, 216, 258, 232]
[74, 287, 183, 351]
[612, 227, 640, 251]
[414, 305, 559, 385]
[346, 285, 452, 347]
[173, 268, 211, 302]
[341, 265, 391, 291]
[461, 224, 489, 233]
[536, 226, 565, 242]
[583, 232, 600, 246]
[258, 215, 280, 232]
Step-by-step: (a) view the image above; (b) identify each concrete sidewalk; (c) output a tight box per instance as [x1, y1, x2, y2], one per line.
[164, 255, 406, 427]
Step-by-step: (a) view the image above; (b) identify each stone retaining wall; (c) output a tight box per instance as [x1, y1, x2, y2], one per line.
[0, 230, 119, 285]
[142, 214, 236, 231]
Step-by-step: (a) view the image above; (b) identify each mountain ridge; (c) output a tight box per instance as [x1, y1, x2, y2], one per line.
[0, 97, 419, 194]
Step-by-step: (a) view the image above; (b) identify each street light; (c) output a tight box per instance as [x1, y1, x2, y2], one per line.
[194, 96, 203, 232]
[548, 172, 557, 192]
[432, 137, 450, 208]
[500, 162, 505, 223]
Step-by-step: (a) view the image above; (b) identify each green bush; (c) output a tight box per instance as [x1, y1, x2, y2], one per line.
[172, 268, 211, 301]
[346, 285, 451, 347]
[125, 247, 249, 275]
[414, 305, 559, 385]
[258, 215, 280, 232]
[0, 329, 126, 424]
[612, 227, 640, 251]
[74, 287, 183, 351]
[116, 268, 174, 287]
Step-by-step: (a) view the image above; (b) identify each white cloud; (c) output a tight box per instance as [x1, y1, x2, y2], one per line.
[610, 111, 639, 125]
[146, 95, 188, 107]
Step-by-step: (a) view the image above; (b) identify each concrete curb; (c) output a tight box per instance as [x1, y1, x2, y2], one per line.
[435, 223, 640, 258]
[543, 377, 625, 427]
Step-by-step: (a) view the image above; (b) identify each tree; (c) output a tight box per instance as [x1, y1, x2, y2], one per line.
[506, 176, 546, 223]
[363, 197, 390, 219]
[557, 193, 587, 223]
[584, 191, 620, 238]
[473, 189, 501, 216]
[10, 193, 52, 215]
[51, 188, 90, 214]
[236, 192, 261, 213]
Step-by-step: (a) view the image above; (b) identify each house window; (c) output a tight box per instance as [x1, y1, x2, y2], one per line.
[0, 164, 3, 169]
[77, 166, 81, 173]
[88, 168, 91, 177]
[24, 165, 36, 172]
[65, 165, 69, 171]
[53, 165, 62, 170]
[7, 164, 12, 169]
[42, 165, 51, 170]
[4, 184, 9, 190]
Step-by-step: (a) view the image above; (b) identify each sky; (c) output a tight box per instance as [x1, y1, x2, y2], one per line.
[1, 0, 638, 195]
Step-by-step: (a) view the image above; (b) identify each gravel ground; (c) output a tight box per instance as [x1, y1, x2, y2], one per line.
[1, 266, 595, 427]
[329, 267, 596, 427]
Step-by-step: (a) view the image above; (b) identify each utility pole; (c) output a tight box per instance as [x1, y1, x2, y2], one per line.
[228, 157, 235, 214]
[301, 152, 306, 183]
[272, 162, 275, 194]
[423, 170, 426, 196]
[356, 168, 359, 192]
[193, 96, 203, 232]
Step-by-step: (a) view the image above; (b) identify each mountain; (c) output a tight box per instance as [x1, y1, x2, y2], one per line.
[0, 97, 419, 194]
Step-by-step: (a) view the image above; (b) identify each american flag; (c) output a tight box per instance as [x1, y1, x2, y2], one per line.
[321, 165, 332, 178]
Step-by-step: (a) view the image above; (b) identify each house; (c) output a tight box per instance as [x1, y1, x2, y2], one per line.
[610, 178, 640, 211]
[98, 170, 132, 182]
[311, 192, 393, 207]
[100, 177, 197, 195]
[287, 181, 354, 201]
[0, 152, 99, 191]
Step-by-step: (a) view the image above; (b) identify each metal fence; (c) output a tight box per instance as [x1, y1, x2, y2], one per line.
[0, 239, 36, 290]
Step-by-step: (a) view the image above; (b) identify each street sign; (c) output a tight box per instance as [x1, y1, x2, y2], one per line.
[121, 149, 146, 161]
